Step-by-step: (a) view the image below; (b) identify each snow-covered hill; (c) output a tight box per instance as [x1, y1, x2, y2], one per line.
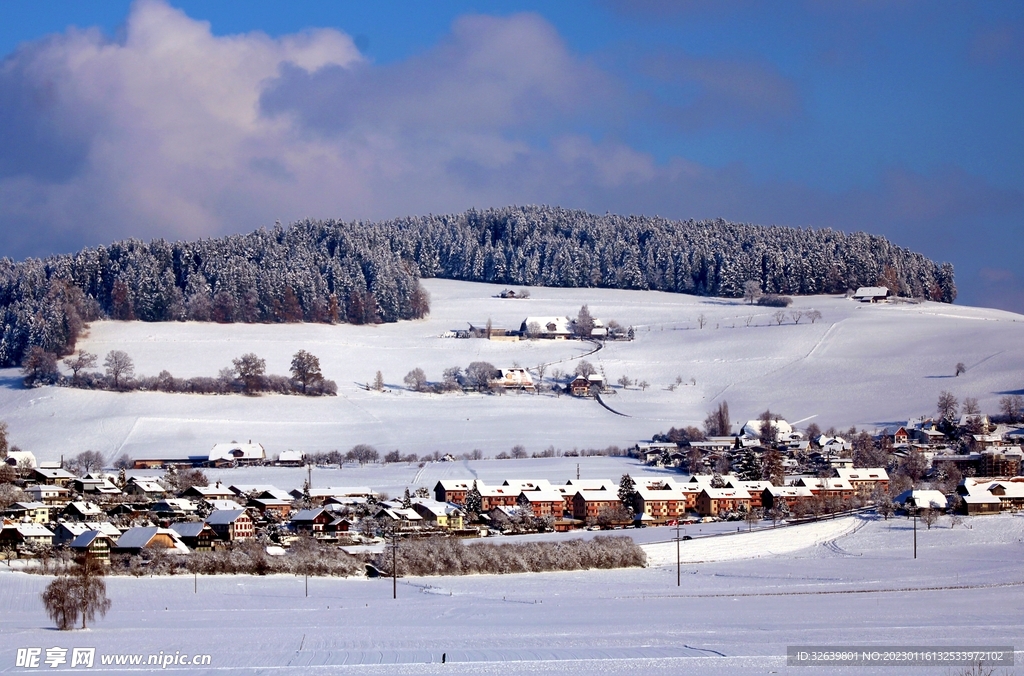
[1, 279, 1021, 463]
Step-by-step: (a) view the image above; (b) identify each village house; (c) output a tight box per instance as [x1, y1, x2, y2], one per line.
[520, 316, 572, 339]
[123, 477, 167, 499]
[180, 483, 236, 501]
[5, 501, 50, 523]
[290, 508, 335, 537]
[852, 286, 890, 302]
[410, 499, 465, 530]
[248, 497, 293, 519]
[205, 442, 266, 467]
[205, 509, 255, 542]
[115, 527, 190, 554]
[834, 467, 889, 495]
[23, 484, 70, 506]
[52, 521, 120, 546]
[895, 489, 948, 512]
[4, 449, 36, 469]
[151, 498, 200, 519]
[633, 486, 691, 524]
[30, 467, 76, 487]
[69, 530, 114, 563]
[762, 486, 815, 512]
[276, 450, 304, 466]
[71, 474, 122, 496]
[374, 506, 423, 529]
[490, 368, 535, 391]
[958, 477, 1024, 514]
[433, 480, 474, 505]
[61, 501, 106, 522]
[0, 522, 55, 549]
[169, 522, 217, 551]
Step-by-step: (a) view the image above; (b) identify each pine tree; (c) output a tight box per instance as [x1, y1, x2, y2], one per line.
[465, 481, 482, 516]
[617, 474, 637, 514]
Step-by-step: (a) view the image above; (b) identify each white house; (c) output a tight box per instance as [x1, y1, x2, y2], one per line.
[208, 442, 266, 464]
[741, 419, 794, 442]
[520, 316, 572, 339]
[852, 286, 890, 302]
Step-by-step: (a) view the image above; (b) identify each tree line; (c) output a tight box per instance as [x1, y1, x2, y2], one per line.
[0, 206, 953, 368]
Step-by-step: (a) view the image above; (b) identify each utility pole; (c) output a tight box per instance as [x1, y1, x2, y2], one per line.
[389, 527, 398, 600]
[305, 573, 308, 597]
[913, 510, 917, 559]
[675, 524, 685, 586]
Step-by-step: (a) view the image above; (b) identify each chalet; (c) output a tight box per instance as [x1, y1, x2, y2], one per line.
[290, 508, 334, 536]
[205, 510, 255, 542]
[4, 501, 50, 523]
[206, 442, 266, 466]
[373, 506, 423, 528]
[489, 368, 535, 391]
[410, 499, 465, 530]
[569, 376, 597, 397]
[913, 427, 948, 446]
[62, 501, 106, 521]
[30, 467, 76, 487]
[0, 522, 54, 548]
[180, 483, 236, 500]
[277, 450, 304, 466]
[72, 474, 122, 496]
[520, 316, 572, 339]
[150, 499, 200, 519]
[4, 449, 36, 469]
[229, 485, 292, 501]
[433, 480, 474, 505]
[816, 436, 851, 456]
[958, 477, 1024, 514]
[168, 522, 217, 551]
[248, 497, 293, 518]
[852, 286, 890, 302]
[892, 427, 910, 446]
[762, 486, 815, 512]
[834, 468, 889, 495]
[516, 489, 568, 519]
[69, 530, 113, 563]
[124, 478, 167, 498]
[204, 499, 243, 511]
[696, 487, 751, 517]
[571, 489, 621, 522]
[115, 526, 190, 554]
[53, 522, 91, 546]
[894, 489, 947, 511]
[24, 484, 70, 506]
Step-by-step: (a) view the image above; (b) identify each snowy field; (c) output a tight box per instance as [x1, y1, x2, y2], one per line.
[1, 278, 1022, 463]
[3, 512, 1023, 675]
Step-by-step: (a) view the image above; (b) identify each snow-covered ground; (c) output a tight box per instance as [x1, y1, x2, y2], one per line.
[3, 512, 1022, 674]
[1, 278, 1022, 463]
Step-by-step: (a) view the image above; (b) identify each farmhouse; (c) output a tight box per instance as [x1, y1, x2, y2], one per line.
[69, 530, 114, 563]
[490, 368, 535, 391]
[207, 442, 266, 466]
[206, 509, 255, 542]
[115, 527, 190, 554]
[852, 286, 890, 302]
[520, 316, 572, 339]
[169, 522, 217, 551]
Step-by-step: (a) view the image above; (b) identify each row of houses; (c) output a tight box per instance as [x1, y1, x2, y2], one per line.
[433, 469, 891, 526]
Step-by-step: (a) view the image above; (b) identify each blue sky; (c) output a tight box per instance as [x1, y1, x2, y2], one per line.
[1, 1, 1022, 310]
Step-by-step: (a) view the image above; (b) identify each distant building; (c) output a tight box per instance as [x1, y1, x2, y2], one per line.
[852, 286, 890, 302]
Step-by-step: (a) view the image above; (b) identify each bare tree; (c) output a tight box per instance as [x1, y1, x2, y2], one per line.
[574, 360, 596, 378]
[937, 391, 959, 420]
[999, 394, 1023, 423]
[442, 366, 462, 392]
[22, 347, 59, 386]
[743, 280, 762, 305]
[745, 315, 754, 327]
[961, 397, 980, 415]
[790, 310, 804, 324]
[772, 310, 786, 326]
[290, 350, 323, 393]
[232, 353, 266, 393]
[696, 313, 707, 329]
[955, 362, 966, 377]
[104, 350, 135, 389]
[373, 371, 385, 392]
[534, 363, 547, 391]
[510, 445, 528, 459]
[41, 557, 111, 630]
[403, 368, 428, 392]
[806, 309, 822, 324]
[616, 375, 632, 389]
[63, 350, 97, 383]
[465, 362, 497, 392]
[920, 508, 939, 530]
[637, 380, 649, 391]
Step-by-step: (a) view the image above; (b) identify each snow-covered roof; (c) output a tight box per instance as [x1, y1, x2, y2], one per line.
[205, 509, 248, 525]
[229, 484, 289, 500]
[4, 450, 36, 468]
[70, 530, 112, 548]
[700, 487, 751, 500]
[116, 527, 189, 552]
[835, 467, 889, 482]
[741, 419, 794, 439]
[563, 479, 616, 491]
[634, 486, 689, 501]
[14, 523, 54, 537]
[169, 522, 210, 538]
[291, 508, 326, 522]
[278, 450, 304, 463]
[209, 442, 265, 462]
[410, 498, 462, 517]
[205, 499, 243, 511]
[66, 501, 105, 516]
[852, 286, 889, 299]
[518, 488, 567, 502]
[502, 479, 553, 492]
[895, 489, 947, 510]
[521, 316, 571, 335]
